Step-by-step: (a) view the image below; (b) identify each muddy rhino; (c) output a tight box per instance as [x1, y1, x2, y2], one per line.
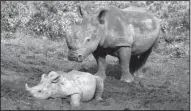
[66, 6, 162, 83]
[25, 70, 104, 109]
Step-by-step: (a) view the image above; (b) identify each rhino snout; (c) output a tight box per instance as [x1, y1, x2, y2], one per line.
[68, 51, 83, 62]
[77, 55, 83, 61]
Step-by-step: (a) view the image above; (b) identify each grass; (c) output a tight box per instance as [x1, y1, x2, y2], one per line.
[1, 32, 190, 110]
[1, 32, 82, 110]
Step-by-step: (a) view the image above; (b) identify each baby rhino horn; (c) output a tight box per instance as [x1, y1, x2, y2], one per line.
[25, 83, 32, 91]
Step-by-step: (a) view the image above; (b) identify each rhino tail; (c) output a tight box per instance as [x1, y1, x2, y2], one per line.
[94, 75, 104, 101]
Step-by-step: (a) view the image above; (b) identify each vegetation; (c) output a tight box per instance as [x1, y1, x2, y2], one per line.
[1, 1, 189, 58]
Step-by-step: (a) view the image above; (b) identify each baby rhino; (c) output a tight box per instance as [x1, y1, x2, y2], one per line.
[25, 70, 104, 109]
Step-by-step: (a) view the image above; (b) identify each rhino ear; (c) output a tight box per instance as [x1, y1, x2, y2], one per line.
[48, 71, 60, 83]
[51, 75, 60, 83]
[41, 74, 47, 80]
[77, 6, 88, 18]
[97, 8, 108, 24]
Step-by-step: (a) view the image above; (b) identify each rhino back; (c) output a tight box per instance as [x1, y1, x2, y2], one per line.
[65, 70, 97, 101]
[103, 6, 160, 54]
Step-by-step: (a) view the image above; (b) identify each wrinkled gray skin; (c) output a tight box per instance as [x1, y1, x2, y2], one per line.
[66, 6, 161, 83]
[25, 70, 104, 110]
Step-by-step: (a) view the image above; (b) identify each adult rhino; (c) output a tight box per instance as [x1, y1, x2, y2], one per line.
[65, 5, 161, 83]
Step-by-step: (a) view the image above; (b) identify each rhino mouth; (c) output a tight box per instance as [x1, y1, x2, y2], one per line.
[68, 52, 84, 62]
[68, 56, 83, 62]
[47, 97, 55, 100]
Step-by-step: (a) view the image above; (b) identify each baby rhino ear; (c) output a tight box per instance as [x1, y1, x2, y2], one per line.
[48, 71, 60, 83]
[41, 73, 47, 80]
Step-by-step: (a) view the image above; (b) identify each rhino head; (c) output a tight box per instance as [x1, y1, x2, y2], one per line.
[66, 6, 108, 62]
[25, 71, 65, 99]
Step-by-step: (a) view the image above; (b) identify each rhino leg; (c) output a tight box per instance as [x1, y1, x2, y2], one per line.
[129, 55, 139, 74]
[118, 47, 134, 83]
[94, 76, 104, 101]
[93, 50, 107, 80]
[70, 94, 82, 110]
[130, 47, 152, 78]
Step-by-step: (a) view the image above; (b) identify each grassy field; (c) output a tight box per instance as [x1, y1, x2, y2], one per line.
[1, 31, 190, 110]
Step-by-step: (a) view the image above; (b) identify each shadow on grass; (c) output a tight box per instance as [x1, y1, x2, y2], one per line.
[79, 63, 122, 80]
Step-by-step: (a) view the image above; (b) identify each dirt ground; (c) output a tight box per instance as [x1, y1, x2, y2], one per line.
[1, 37, 190, 110]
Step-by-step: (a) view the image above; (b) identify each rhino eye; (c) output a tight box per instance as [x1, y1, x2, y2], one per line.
[38, 90, 42, 93]
[85, 37, 91, 43]
[86, 38, 90, 42]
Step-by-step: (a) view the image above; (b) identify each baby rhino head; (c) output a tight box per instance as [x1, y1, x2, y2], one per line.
[25, 71, 65, 99]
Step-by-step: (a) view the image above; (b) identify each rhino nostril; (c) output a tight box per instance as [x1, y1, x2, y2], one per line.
[78, 55, 82, 59]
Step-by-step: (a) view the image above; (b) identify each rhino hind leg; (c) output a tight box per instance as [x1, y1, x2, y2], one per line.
[130, 47, 152, 77]
[94, 76, 104, 101]
[129, 55, 139, 74]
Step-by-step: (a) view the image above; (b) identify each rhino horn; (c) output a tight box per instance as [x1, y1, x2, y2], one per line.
[65, 35, 78, 50]
[25, 83, 32, 91]
[77, 5, 88, 18]
[65, 35, 72, 48]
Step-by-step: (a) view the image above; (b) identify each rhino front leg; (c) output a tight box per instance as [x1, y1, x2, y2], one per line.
[93, 51, 107, 80]
[70, 94, 82, 110]
[118, 47, 134, 83]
